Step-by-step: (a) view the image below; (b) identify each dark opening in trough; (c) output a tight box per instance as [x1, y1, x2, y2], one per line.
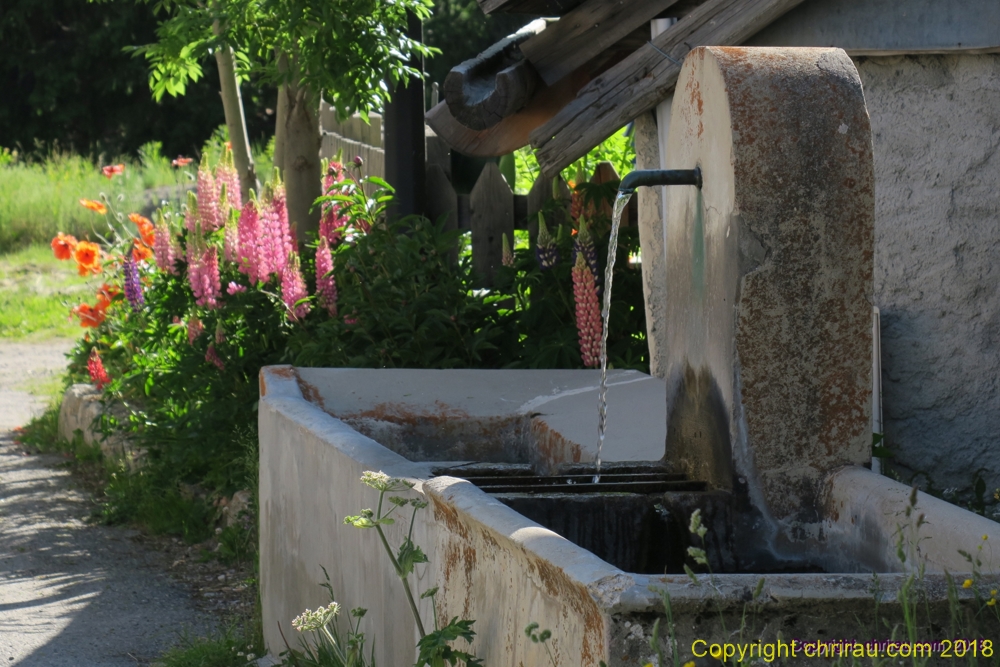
[432, 462, 726, 574]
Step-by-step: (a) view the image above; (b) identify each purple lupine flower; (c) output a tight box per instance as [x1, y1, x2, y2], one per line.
[572, 217, 600, 289]
[535, 214, 559, 270]
[123, 251, 144, 312]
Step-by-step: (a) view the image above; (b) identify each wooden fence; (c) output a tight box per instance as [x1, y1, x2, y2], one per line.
[318, 104, 635, 286]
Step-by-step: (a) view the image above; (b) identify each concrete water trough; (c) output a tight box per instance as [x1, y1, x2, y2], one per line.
[259, 47, 1000, 665]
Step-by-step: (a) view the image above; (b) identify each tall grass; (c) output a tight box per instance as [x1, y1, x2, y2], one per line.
[0, 142, 189, 252]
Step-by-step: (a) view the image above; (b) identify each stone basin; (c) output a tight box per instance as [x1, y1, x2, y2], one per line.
[259, 366, 1000, 666]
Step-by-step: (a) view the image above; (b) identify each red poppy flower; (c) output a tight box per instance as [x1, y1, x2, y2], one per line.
[102, 163, 125, 179]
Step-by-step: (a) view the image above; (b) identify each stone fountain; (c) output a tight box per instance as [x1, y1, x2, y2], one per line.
[258, 47, 999, 666]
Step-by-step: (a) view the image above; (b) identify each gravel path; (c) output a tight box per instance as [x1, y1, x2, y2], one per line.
[0, 341, 216, 666]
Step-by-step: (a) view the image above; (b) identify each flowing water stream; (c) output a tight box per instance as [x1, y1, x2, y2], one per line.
[594, 192, 633, 484]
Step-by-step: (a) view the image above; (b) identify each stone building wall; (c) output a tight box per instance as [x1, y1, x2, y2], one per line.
[857, 54, 1000, 500]
[635, 53, 1000, 502]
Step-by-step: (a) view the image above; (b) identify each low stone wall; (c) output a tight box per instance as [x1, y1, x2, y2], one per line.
[57, 384, 143, 467]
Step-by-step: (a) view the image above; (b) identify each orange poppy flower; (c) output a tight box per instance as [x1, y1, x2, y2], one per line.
[132, 242, 153, 262]
[171, 156, 193, 168]
[102, 163, 125, 179]
[50, 232, 78, 260]
[80, 199, 107, 214]
[74, 241, 102, 276]
[73, 303, 106, 328]
[96, 283, 119, 310]
[128, 213, 156, 245]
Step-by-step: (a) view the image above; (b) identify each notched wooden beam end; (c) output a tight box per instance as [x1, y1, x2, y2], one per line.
[444, 20, 547, 131]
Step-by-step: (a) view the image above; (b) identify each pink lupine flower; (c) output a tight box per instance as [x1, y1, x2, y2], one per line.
[223, 214, 239, 264]
[226, 281, 246, 295]
[280, 251, 311, 322]
[190, 246, 222, 309]
[184, 190, 199, 235]
[87, 349, 110, 389]
[205, 343, 225, 371]
[236, 198, 262, 283]
[315, 236, 337, 316]
[153, 219, 176, 274]
[197, 161, 222, 233]
[187, 317, 204, 344]
[259, 185, 292, 279]
[215, 147, 242, 210]
[572, 253, 601, 368]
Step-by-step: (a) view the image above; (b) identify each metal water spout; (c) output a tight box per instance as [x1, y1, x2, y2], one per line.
[618, 167, 702, 194]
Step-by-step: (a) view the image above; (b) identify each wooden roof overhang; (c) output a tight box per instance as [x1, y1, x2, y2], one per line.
[428, 0, 1000, 177]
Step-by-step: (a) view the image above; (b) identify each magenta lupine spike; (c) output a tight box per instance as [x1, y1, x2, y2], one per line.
[187, 317, 204, 345]
[192, 246, 221, 309]
[280, 251, 311, 322]
[215, 148, 242, 210]
[205, 343, 225, 371]
[236, 198, 262, 283]
[572, 253, 602, 368]
[315, 236, 338, 316]
[271, 183, 293, 265]
[153, 219, 176, 274]
[197, 161, 222, 233]
[320, 163, 349, 246]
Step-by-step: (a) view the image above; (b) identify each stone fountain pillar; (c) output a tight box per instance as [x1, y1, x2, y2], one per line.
[649, 47, 875, 533]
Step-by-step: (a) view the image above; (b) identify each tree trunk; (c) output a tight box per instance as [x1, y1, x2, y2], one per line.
[280, 81, 322, 242]
[273, 82, 289, 181]
[212, 27, 258, 201]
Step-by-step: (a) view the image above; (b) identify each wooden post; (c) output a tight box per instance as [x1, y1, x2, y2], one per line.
[426, 164, 459, 265]
[384, 11, 426, 219]
[470, 162, 514, 287]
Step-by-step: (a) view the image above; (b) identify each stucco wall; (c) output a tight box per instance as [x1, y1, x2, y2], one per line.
[857, 54, 1000, 500]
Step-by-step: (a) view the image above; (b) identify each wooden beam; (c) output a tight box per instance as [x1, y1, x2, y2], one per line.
[426, 64, 591, 157]
[443, 20, 547, 131]
[479, 0, 585, 18]
[530, 0, 807, 177]
[520, 0, 678, 86]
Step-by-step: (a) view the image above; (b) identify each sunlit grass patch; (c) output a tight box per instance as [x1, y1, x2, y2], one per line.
[0, 244, 99, 339]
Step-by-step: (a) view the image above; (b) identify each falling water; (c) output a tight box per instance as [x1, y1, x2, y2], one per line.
[594, 192, 633, 484]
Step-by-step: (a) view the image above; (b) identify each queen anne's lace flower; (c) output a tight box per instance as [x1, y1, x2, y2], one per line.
[291, 602, 340, 632]
[360, 471, 392, 491]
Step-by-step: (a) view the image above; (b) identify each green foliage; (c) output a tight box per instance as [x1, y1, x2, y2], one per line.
[137, 0, 437, 119]
[513, 126, 636, 195]
[156, 623, 263, 667]
[0, 0, 273, 158]
[416, 619, 481, 667]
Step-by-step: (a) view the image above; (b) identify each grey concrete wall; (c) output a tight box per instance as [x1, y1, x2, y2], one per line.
[857, 54, 1000, 500]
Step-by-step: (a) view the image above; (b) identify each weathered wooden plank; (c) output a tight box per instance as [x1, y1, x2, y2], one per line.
[520, 0, 678, 86]
[470, 162, 515, 287]
[530, 0, 807, 176]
